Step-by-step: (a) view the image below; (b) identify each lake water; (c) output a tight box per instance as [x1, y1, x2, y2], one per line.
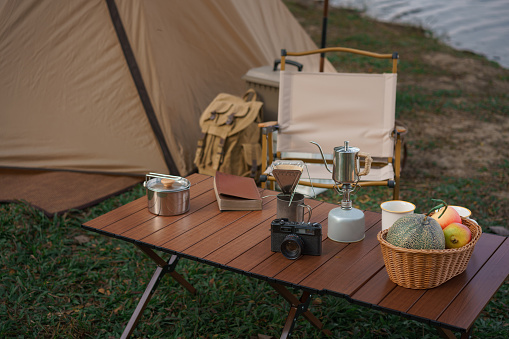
[331, 0, 509, 69]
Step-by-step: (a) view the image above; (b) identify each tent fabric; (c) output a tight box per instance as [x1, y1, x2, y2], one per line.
[0, 0, 334, 177]
[0, 0, 165, 175]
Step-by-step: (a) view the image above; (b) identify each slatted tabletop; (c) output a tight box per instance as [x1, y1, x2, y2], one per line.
[83, 173, 509, 336]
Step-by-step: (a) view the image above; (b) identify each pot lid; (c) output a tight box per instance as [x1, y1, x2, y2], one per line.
[144, 174, 190, 193]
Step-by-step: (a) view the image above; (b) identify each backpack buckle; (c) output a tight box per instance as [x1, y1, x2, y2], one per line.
[226, 113, 235, 125]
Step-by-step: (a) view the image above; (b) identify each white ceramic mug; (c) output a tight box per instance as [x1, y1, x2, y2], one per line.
[380, 200, 416, 230]
[449, 205, 472, 218]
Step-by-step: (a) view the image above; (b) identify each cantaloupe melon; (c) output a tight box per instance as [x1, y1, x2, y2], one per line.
[386, 214, 445, 250]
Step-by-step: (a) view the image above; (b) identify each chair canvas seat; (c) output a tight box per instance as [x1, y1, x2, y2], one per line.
[276, 71, 398, 166]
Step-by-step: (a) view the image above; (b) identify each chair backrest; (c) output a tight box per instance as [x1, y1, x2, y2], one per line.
[277, 72, 397, 156]
[276, 48, 398, 181]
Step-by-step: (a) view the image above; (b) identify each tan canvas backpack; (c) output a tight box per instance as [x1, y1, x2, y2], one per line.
[194, 89, 263, 178]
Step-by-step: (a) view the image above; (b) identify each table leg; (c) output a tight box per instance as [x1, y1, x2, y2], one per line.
[436, 326, 472, 339]
[136, 244, 196, 295]
[269, 281, 332, 338]
[120, 245, 196, 339]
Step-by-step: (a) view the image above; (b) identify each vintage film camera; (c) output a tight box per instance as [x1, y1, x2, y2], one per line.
[271, 218, 322, 260]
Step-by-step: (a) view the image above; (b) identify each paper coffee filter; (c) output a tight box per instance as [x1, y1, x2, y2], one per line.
[265, 160, 304, 173]
[273, 164, 303, 171]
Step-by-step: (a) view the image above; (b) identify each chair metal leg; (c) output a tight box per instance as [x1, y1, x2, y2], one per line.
[259, 123, 277, 190]
[393, 132, 402, 200]
[269, 282, 332, 338]
[261, 131, 269, 189]
[121, 245, 196, 338]
[267, 132, 275, 190]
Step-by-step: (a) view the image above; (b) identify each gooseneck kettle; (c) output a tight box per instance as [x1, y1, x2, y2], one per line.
[311, 140, 372, 242]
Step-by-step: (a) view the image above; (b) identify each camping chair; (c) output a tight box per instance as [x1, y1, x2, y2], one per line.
[259, 47, 406, 200]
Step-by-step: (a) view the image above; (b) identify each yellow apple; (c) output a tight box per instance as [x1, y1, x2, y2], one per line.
[443, 223, 472, 249]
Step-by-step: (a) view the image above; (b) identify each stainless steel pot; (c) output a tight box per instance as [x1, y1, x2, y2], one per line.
[144, 173, 190, 216]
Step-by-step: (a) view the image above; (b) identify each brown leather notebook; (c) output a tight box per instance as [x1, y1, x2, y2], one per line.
[213, 171, 262, 211]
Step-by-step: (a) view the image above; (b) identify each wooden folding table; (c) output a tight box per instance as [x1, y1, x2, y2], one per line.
[82, 173, 509, 338]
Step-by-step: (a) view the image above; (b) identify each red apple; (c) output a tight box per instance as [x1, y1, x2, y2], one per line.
[431, 206, 462, 230]
[443, 223, 472, 249]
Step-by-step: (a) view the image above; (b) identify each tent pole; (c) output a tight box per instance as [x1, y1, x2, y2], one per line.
[105, 0, 180, 175]
[319, 0, 329, 72]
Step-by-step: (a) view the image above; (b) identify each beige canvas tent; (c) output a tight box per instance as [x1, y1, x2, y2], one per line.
[0, 0, 334, 177]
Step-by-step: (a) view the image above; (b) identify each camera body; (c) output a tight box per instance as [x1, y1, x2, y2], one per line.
[271, 218, 322, 259]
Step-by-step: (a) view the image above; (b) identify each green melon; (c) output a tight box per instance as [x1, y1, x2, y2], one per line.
[386, 214, 445, 250]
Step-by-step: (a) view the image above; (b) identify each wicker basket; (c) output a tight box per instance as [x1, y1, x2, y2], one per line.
[377, 217, 482, 289]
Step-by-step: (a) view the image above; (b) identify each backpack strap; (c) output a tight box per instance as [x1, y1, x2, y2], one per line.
[194, 131, 207, 166]
[243, 88, 257, 102]
[213, 113, 236, 169]
[242, 143, 262, 178]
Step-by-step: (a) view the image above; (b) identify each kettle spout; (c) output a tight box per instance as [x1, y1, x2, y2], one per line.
[310, 141, 332, 174]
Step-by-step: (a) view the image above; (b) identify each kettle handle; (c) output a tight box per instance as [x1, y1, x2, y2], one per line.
[357, 152, 372, 177]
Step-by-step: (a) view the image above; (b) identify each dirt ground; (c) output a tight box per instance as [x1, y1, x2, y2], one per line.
[396, 51, 509, 230]
[400, 52, 509, 182]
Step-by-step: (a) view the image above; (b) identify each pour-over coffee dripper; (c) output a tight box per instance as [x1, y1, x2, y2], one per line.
[311, 140, 372, 242]
[267, 160, 304, 197]
[267, 160, 314, 222]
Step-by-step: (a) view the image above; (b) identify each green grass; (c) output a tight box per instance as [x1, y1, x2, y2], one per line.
[2, 1, 508, 338]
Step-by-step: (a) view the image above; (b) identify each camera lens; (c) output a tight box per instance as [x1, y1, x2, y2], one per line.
[281, 234, 304, 260]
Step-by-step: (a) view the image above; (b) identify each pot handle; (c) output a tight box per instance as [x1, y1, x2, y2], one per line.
[357, 152, 372, 177]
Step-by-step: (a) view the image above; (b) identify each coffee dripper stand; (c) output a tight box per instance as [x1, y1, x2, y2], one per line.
[312, 140, 372, 243]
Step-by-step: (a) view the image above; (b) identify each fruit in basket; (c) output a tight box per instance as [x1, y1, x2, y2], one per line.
[443, 223, 472, 248]
[386, 213, 445, 250]
[431, 205, 462, 230]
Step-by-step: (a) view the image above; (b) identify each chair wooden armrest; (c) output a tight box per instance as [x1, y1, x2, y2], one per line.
[258, 121, 278, 128]
[259, 121, 279, 135]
